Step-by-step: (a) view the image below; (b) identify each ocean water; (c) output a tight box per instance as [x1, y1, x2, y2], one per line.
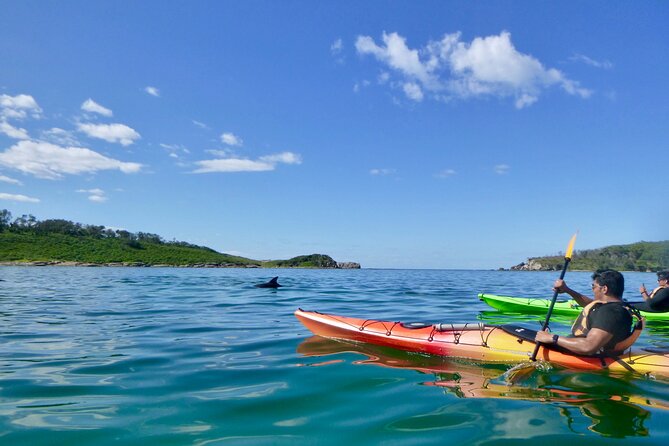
[1, 267, 668, 445]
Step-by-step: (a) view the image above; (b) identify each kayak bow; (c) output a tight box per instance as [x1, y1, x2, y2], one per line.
[295, 309, 669, 377]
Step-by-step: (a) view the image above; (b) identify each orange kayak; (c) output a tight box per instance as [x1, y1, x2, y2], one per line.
[295, 309, 669, 377]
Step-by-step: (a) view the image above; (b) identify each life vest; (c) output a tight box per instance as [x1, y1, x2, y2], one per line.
[570, 301, 644, 354]
[649, 285, 668, 300]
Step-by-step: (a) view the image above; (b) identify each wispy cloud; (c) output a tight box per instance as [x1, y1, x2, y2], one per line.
[355, 31, 591, 108]
[0, 120, 30, 139]
[0, 140, 142, 180]
[0, 174, 22, 185]
[41, 128, 80, 146]
[436, 169, 457, 178]
[77, 188, 107, 202]
[221, 132, 243, 146]
[160, 143, 190, 159]
[0, 93, 42, 119]
[192, 120, 208, 129]
[331, 38, 345, 64]
[353, 80, 371, 93]
[0, 192, 40, 203]
[570, 53, 613, 70]
[145, 86, 160, 97]
[81, 98, 113, 117]
[370, 168, 396, 176]
[77, 122, 141, 146]
[192, 151, 302, 173]
[331, 38, 343, 55]
[494, 164, 510, 175]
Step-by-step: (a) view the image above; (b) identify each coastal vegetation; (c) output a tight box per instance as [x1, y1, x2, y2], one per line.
[0, 209, 359, 268]
[511, 240, 669, 272]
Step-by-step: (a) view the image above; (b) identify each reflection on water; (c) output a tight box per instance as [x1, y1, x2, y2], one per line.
[298, 336, 668, 438]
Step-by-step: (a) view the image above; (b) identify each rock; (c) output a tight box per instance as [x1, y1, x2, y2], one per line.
[337, 262, 361, 269]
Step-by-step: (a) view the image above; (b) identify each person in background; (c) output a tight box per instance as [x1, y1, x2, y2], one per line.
[535, 269, 639, 356]
[634, 271, 669, 313]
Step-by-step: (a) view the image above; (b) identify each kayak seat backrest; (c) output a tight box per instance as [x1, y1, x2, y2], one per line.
[433, 322, 487, 332]
[400, 322, 433, 329]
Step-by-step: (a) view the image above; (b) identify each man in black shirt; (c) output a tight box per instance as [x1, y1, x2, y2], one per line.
[535, 269, 634, 355]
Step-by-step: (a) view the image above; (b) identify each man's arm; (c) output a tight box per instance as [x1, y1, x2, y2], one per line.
[535, 328, 613, 355]
[554, 279, 592, 307]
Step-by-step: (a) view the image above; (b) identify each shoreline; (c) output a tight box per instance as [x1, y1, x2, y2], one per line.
[0, 261, 361, 269]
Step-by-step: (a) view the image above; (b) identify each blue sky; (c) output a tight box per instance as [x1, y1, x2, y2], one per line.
[1, 1, 667, 268]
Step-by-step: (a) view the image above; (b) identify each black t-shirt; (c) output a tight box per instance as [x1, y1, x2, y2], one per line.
[587, 302, 633, 351]
[631, 288, 669, 312]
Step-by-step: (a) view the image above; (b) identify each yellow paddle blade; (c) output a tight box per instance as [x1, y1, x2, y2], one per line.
[564, 232, 578, 260]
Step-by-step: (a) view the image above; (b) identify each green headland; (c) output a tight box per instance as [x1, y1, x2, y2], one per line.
[0, 209, 360, 268]
[509, 240, 669, 272]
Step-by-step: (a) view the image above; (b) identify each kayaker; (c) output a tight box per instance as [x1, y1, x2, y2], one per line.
[535, 269, 637, 356]
[634, 271, 669, 312]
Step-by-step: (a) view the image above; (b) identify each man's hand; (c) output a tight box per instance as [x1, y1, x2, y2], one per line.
[553, 279, 568, 294]
[535, 330, 555, 344]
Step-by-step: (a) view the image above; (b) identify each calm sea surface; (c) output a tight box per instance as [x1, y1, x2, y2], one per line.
[1, 267, 668, 445]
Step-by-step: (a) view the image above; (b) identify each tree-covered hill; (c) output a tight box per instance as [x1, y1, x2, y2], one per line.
[510, 240, 669, 272]
[0, 209, 359, 268]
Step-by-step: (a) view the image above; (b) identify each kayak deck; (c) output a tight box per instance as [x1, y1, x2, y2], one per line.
[295, 309, 669, 377]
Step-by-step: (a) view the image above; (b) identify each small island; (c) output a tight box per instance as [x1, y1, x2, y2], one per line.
[0, 209, 360, 269]
[508, 240, 669, 272]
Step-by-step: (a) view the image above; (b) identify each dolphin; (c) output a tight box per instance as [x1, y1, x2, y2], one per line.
[255, 276, 282, 288]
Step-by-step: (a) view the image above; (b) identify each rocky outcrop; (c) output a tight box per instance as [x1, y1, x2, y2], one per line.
[509, 258, 561, 271]
[336, 262, 361, 269]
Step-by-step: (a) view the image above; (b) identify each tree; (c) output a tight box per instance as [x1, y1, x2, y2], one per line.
[0, 209, 12, 231]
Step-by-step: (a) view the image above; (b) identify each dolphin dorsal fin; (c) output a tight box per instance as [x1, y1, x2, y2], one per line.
[269, 276, 279, 284]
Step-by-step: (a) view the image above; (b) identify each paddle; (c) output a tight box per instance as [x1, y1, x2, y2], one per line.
[530, 232, 578, 361]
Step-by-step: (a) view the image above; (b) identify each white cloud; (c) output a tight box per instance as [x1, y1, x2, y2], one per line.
[259, 152, 302, 165]
[145, 86, 160, 97]
[77, 188, 107, 202]
[355, 31, 591, 107]
[570, 53, 613, 70]
[0, 174, 22, 185]
[221, 132, 243, 146]
[81, 98, 113, 117]
[403, 82, 424, 101]
[0, 192, 40, 203]
[77, 123, 141, 146]
[0, 94, 42, 119]
[370, 168, 396, 176]
[192, 120, 208, 129]
[494, 164, 510, 175]
[0, 140, 142, 179]
[0, 120, 30, 139]
[193, 151, 302, 174]
[193, 158, 274, 173]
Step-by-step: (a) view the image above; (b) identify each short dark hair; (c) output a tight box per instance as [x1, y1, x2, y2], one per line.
[592, 269, 624, 298]
[658, 271, 669, 281]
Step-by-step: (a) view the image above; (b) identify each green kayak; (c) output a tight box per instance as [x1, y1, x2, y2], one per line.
[478, 293, 669, 321]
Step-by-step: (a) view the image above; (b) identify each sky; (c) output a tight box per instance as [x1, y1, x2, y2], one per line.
[0, 1, 667, 269]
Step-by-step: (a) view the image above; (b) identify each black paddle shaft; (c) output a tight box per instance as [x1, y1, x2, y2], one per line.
[530, 257, 572, 361]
